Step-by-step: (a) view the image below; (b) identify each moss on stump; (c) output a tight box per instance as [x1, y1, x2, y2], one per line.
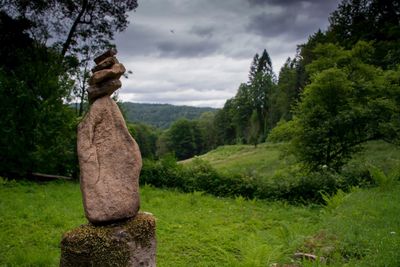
[60, 212, 156, 267]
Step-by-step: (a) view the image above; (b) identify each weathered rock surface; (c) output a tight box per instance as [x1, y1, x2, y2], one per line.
[88, 79, 122, 102]
[88, 63, 126, 85]
[94, 48, 117, 64]
[60, 212, 156, 267]
[77, 96, 142, 224]
[92, 56, 119, 73]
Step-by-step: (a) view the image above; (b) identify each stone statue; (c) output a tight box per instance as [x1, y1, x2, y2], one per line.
[60, 50, 156, 267]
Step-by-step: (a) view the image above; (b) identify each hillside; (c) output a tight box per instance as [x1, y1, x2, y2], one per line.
[182, 141, 400, 178]
[122, 102, 217, 129]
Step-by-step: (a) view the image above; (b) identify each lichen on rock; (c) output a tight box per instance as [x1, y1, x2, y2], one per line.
[60, 212, 156, 267]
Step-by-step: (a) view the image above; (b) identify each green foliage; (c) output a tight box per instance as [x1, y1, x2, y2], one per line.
[177, 141, 399, 203]
[197, 111, 218, 152]
[184, 143, 290, 180]
[214, 49, 278, 146]
[141, 157, 258, 199]
[274, 57, 299, 121]
[0, 13, 77, 178]
[317, 183, 400, 266]
[1, 0, 139, 57]
[328, 0, 400, 68]
[291, 42, 400, 170]
[142, 155, 340, 203]
[214, 99, 237, 145]
[267, 119, 300, 143]
[127, 123, 159, 159]
[255, 167, 341, 203]
[164, 118, 204, 160]
[367, 164, 399, 190]
[321, 189, 349, 213]
[140, 155, 186, 189]
[293, 67, 358, 170]
[248, 110, 261, 146]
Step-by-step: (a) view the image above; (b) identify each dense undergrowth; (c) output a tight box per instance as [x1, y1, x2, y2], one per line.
[141, 141, 400, 203]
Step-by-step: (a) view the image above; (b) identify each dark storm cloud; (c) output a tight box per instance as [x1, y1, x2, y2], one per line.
[189, 25, 215, 39]
[248, 0, 335, 7]
[247, 11, 316, 41]
[157, 39, 220, 57]
[115, 23, 162, 57]
[246, 0, 340, 41]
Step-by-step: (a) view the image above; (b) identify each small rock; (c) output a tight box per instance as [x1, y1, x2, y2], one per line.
[94, 48, 117, 64]
[87, 79, 122, 102]
[293, 252, 326, 263]
[88, 63, 126, 85]
[92, 56, 119, 73]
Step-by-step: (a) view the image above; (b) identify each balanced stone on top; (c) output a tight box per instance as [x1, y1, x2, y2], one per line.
[87, 79, 122, 102]
[92, 56, 119, 73]
[94, 48, 117, 64]
[88, 63, 126, 85]
[77, 49, 142, 224]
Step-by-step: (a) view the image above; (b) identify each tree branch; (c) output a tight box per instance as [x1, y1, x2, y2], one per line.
[61, 0, 89, 57]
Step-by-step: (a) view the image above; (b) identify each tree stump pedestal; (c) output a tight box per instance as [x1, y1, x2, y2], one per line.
[60, 212, 156, 267]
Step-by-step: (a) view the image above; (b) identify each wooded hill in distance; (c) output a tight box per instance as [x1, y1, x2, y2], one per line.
[122, 102, 217, 129]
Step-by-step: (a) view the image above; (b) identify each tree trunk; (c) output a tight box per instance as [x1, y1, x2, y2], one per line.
[61, 0, 89, 57]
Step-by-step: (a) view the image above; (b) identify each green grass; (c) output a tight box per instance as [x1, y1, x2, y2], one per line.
[182, 142, 294, 178]
[349, 141, 400, 174]
[0, 179, 320, 266]
[1, 179, 400, 266]
[302, 184, 400, 266]
[183, 141, 400, 179]
[0, 180, 85, 266]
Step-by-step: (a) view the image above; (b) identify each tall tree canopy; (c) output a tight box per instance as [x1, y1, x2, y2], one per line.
[291, 42, 400, 170]
[0, 12, 77, 178]
[214, 49, 278, 146]
[2, 0, 139, 115]
[328, 0, 400, 68]
[2, 0, 138, 57]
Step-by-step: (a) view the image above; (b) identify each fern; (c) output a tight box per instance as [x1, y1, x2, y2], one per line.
[368, 164, 395, 189]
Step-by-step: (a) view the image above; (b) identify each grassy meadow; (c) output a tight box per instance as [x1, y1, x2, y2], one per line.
[183, 141, 400, 179]
[1, 178, 400, 266]
[181, 142, 291, 179]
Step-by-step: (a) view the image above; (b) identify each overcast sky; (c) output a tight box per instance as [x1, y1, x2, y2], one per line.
[114, 0, 340, 108]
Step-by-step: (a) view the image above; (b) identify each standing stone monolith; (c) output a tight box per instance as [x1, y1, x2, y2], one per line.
[60, 49, 156, 267]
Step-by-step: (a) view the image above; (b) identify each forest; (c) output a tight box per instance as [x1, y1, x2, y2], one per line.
[1, 0, 399, 177]
[1, 0, 400, 266]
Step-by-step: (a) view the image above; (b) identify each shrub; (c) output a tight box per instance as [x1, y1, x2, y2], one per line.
[140, 154, 185, 189]
[255, 166, 341, 203]
[140, 156, 348, 203]
[367, 164, 398, 190]
[267, 119, 300, 143]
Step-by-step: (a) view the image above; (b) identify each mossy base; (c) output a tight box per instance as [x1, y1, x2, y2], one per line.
[60, 212, 156, 267]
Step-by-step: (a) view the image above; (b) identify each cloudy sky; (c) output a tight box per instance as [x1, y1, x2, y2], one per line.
[114, 0, 340, 108]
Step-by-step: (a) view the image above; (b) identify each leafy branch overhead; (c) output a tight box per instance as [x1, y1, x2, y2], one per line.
[2, 0, 138, 57]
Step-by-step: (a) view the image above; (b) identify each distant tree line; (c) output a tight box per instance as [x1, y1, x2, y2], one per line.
[123, 102, 217, 129]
